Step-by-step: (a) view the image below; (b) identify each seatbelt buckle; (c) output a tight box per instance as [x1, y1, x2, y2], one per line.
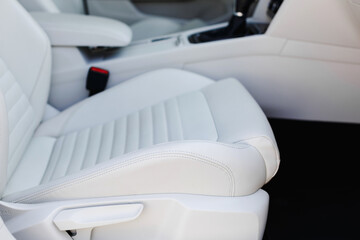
[86, 67, 109, 96]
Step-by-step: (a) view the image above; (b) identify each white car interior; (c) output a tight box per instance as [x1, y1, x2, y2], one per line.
[1, 0, 360, 239]
[12, 0, 360, 124]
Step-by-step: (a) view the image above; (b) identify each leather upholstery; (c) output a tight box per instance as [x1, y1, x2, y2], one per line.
[0, 0, 51, 195]
[0, 0, 279, 204]
[18, 0, 206, 41]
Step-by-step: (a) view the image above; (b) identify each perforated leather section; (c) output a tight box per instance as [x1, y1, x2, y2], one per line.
[41, 91, 218, 183]
[0, 59, 36, 179]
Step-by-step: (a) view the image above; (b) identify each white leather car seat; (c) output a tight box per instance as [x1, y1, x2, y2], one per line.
[0, 0, 279, 238]
[18, 0, 205, 41]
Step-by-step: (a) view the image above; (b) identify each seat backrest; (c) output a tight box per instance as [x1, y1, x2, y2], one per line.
[0, 0, 51, 195]
[18, 0, 85, 14]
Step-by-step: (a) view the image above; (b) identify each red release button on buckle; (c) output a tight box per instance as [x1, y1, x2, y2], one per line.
[90, 67, 109, 75]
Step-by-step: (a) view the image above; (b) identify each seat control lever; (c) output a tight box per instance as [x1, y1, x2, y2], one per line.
[53, 203, 143, 238]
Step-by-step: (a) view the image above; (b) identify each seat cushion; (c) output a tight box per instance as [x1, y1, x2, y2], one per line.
[3, 69, 279, 203]
[40, 89, 219, 184]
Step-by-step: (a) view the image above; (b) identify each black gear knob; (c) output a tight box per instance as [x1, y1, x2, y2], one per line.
[188, 0, 256, 43]
[235, 0, 254, 17]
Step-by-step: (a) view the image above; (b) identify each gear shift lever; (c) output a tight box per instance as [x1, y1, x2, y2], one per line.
[225, 0, 254, 37]
[189, 0, 255, 43]
[235, 0, 254, 17]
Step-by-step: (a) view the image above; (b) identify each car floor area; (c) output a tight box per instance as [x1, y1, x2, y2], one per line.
[263, 119, 360, 240]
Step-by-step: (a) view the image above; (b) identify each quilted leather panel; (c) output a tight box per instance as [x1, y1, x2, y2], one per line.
[0, 60, 36, 179]
[0, 0, 51, 194]
[41, 91, 218, 183]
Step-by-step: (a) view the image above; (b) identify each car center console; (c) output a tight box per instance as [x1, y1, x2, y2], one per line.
[39, 0, 278, 110]
[189, 0, 269, 43]
[34, 0, 360, 125]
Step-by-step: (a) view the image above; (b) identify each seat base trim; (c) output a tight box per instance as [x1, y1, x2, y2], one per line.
[0, 189, 269, 240]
